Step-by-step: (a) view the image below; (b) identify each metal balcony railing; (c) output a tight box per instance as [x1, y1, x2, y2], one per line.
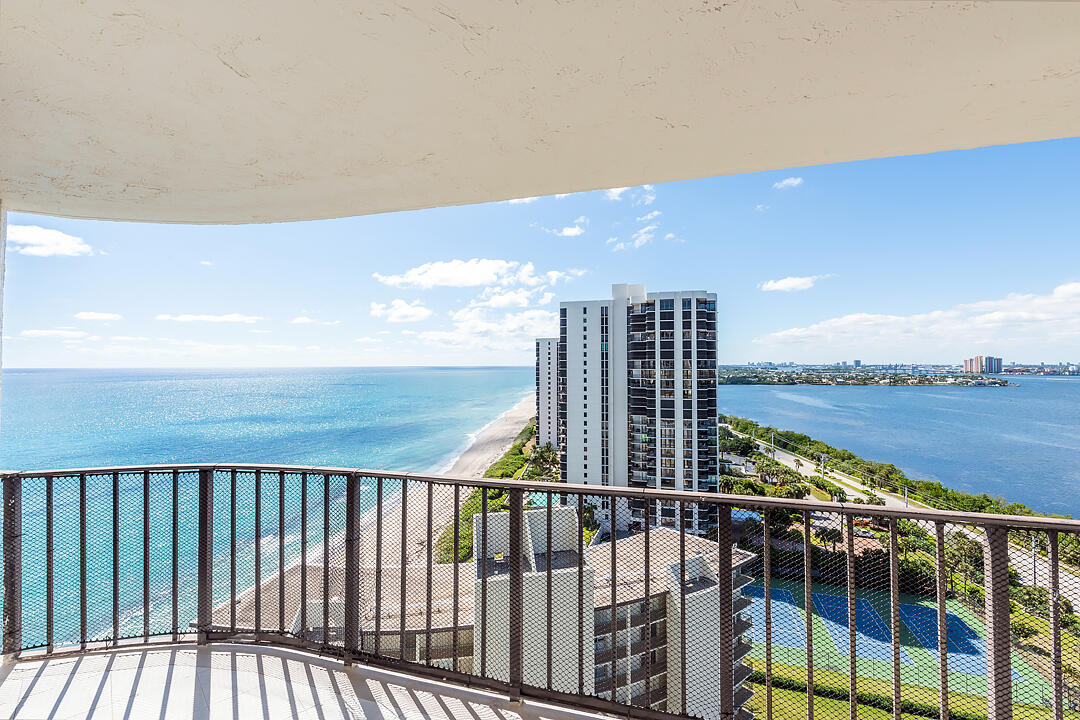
[3, 464, 1080, 720]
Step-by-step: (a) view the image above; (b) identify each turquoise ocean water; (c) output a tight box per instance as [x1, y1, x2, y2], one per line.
[0, 366, 534, 472]
[717, 374, 1080, 517]
[0, 366, 533, 646]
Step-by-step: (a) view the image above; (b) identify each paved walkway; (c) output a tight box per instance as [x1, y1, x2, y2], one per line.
[0, 644, 606, 720]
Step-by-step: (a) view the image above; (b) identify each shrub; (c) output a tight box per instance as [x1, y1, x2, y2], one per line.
[1010, 616, 1038, 640]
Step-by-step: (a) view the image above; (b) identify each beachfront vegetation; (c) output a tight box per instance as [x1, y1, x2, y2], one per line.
[721, 414, 1036, 516]
[436, 418, 566, 563]
[483, 420, 536, 478]
[721, 413, 1080, 569]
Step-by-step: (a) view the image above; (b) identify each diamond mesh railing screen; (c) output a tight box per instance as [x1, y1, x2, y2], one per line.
[4, 467, 1080, 720]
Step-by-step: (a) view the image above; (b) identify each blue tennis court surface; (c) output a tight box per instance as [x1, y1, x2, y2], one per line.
[898, 603, 1024, 681]
[812, 594, 913, 665]
[744, 586, 805, 649]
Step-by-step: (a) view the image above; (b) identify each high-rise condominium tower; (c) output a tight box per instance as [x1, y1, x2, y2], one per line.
[535, 338, 559, 447]
[550, 284, 719, 533]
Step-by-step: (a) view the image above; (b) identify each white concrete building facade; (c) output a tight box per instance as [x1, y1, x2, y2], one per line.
[557, 284, 720, 532]
[535, 338, 559, 448]
[473, 508, 755, 717]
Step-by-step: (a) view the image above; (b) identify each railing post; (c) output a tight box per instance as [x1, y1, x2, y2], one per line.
[2, 473, 21, 661]
[197, 468, 214, 644]
[508, 486, 524, 703]
[715, 503, 734, 720]
[344, 472, 361, 664]
[983, 524, 1013, 720]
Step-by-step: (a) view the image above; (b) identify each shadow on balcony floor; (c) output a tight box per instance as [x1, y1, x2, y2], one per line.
[0, 644, 603, 720]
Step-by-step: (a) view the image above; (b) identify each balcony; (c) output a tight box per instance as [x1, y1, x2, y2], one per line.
[0, 643, 587, 720]
[2, 463, 1079, 720]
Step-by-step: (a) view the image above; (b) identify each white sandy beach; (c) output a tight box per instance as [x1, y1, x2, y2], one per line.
[216, 395, 538, 627]
[357, 394, 536, 566]
[444, 395, 537, 479]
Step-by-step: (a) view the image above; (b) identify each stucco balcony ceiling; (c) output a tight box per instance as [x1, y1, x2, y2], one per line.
[2, 0, 1080, 224]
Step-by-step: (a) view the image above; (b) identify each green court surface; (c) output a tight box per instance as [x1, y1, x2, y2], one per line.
[742, 577, 1056, 714]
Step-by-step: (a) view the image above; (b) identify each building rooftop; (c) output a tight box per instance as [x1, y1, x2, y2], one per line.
[587, 527, 756, 607]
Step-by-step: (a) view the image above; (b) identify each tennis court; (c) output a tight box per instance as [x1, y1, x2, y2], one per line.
[899, 603, 1024, 681]
[744, 585, 806, 649]
[812, 593, 913, 665]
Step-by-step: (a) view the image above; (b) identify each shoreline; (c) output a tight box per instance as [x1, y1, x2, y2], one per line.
[353, 393, 535, 567]
[215, 394, 537, 627]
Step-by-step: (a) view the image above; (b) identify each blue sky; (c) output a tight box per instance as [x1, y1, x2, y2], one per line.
[5, 137, 1080, 368]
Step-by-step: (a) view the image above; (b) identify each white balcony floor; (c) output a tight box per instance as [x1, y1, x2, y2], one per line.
[0, 644, 607, 720]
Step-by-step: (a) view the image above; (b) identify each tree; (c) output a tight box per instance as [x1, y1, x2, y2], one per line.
[718, 474, 734, 494]
[530, 442, 559, 479]
[817, 527, 842, 552]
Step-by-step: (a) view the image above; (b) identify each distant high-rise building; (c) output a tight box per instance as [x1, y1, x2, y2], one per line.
[535, 338, 559, 447]
[557, 284, 719, 533]
[853, 360, 862, 368]
[962, 355, 1002, 374]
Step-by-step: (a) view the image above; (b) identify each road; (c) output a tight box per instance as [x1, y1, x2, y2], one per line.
[724, 425, 1080, 609]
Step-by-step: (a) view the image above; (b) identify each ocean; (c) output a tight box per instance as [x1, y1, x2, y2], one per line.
[0, 366, 534, 472]
[717, 374, 1080, 517]
[0, 366, 535, 646]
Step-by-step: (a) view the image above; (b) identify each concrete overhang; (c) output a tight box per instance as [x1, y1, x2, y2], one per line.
[2, 1, 1080, 224]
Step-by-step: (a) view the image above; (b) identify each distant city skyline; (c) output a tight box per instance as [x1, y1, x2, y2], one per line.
[4, 137, 1080, 368]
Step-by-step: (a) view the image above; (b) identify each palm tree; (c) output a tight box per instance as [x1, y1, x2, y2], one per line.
[793, 458, 803, 474]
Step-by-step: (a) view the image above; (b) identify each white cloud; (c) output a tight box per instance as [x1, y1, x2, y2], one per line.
[156, 313, 262, 323]
[291, 316, 340, 326]
[109, 335, 149, 342]
[631, 224, 657, 248]
[636, 210, 661, 222]
[373, 259, 519, 288]
[555, 193, 572, 199]
[472, 287, 535, 308]
[543, 216, 587, 237]
[417, 307, 558, 351]
[200, 260, 214, 266]
[377, 330, 391, 335]
[373, 258, 581, 290]
[753, 281, 1080, 358]
[75, 311, 122, 321]
[370, 299, 433, 323]
[605, 187, 630, 200]
[758, 274, 832, 292]
[9, 225, 94, 257]
[756, 204, 769, 212]
[772, 177, 804, 190]
[506, 196, 539, 204]
[355, 337, 380, 343]
[635, 184, 656, 205]
[21, 329, 89, 339]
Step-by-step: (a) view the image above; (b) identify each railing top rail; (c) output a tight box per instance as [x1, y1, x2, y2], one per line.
[2, 462, 1078, 532]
